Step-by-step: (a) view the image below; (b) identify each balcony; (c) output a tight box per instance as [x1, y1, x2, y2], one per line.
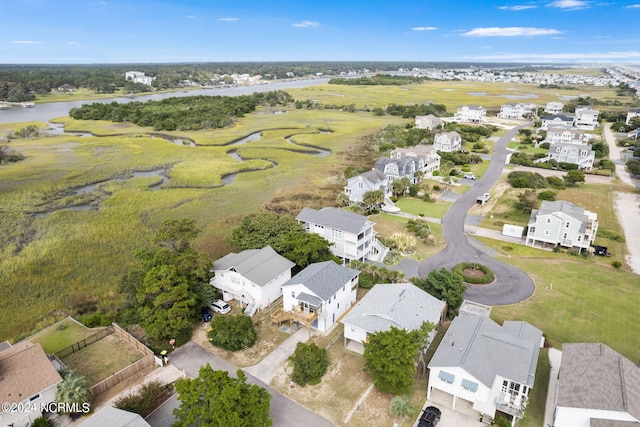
[271, 304, 319, 330]
[495, 392, 526, 418]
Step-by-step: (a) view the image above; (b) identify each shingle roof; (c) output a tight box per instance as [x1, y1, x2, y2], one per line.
[341, 283, 445, 334]
[282, 261, 359, 301]
[354, 169, 387, 185]
[0, 341, 63, 405]
[213, 245, 294, 287]
[296, 207, 371, 235]
[535, 200, 592, 232]
[556, 343, 640, 420]
[428, 315, 542, 388]
[543, 114, 575, 121]
[79, 406, 151, 427]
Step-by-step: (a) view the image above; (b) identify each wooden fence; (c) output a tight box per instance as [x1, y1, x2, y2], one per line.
[87, 323, 156, 398]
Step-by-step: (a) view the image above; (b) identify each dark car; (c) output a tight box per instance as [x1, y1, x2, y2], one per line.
[417, 406, 441, 427]
[200, 308, 213, 322]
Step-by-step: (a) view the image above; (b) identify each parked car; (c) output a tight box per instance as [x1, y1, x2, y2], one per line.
[200, 308, 213, 322]
[417, 406, 441, 427]
[210, 299, 231, 314]
[463, 173, 477, 180]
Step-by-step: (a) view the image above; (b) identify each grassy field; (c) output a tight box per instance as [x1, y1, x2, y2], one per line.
[61, 334, 144, 384]
[371, 213, 445, 262]
[27, 318, 96, 354]
[287, 80, 631, 112]
[34, 87, 202, 104]
[394, 198, 451, 218]
[519, 348, 550, 427]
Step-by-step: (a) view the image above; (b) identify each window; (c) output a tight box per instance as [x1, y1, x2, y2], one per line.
[438, 371, 455, 384]
[461, 379, 478, 392]
[358, 182, 363, 189]
[544, 230, 550, 236]
[291, 291, 295, 297]
[331, 229, 343, 239]
[337, 302, 340, 309]
[29, 394, 40, 402]
[546, 218, 551, 224]
[577, 235, 582, 241]
[566, 222, 570, 228]
[563, 233, 567, 239]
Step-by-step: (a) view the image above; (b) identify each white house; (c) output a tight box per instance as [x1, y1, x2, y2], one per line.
[574, 107, 599, 130]
[497, 103, 536, 120]
[525, 200, 598, 252]
[374, 157, 419, 183]
[344, 170, 390, 205]
[544, 101, 564, 115]
[554, 343, 640, 427]
[545, 142, 595, 170]
[296, 207, 378, 262]
[434, 131, 462, 152]
[415, 114, 443, 130]
[79, 406, 152, 427]
[280, 261, 360, 333]
[125, 71, 154, 86]
[542, 125, 586, 146]
[427, 314, 543, 424]
[390, 145, 441, 175]
[626, 108, 640, 125]
[0, 341, 63, 427]
[455, 105, 486, 123]
[210, 246, 295, 316]
[541, 114, 575, 131]
[341, 283, 446, 349]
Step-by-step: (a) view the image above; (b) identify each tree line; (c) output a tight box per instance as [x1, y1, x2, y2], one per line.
[328, 74, 428, 86]
[68, 91, 293, 131]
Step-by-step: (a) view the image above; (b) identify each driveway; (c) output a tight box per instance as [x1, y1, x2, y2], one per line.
[157, 342, 336, 427]
[418, 124, 535, 305]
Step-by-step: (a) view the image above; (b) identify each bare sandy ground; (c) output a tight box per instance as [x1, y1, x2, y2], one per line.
[614, 192, 640, 274]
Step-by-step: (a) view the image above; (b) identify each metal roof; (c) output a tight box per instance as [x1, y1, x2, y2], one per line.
[213, 245, 294, 287]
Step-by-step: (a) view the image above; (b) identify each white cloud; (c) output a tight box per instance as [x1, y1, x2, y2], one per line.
[498, 5, 538, 10]
[218, 17, 239, 21]
[464, 50, 640, 61]
[66, 41, 80, 45]
[547, 0, 589, 9]
[292, 20, 320, 28]
[12, 40, 42, 44]
[625, 3, 640, 7]
[461, 27, 562, 37]
[412, 26, 438, 31]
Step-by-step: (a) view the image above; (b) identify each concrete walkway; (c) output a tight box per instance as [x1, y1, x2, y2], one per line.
[543, 348, 562, 427]
[244, 327, 311, 383]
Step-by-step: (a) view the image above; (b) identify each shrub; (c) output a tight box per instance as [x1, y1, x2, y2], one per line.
[540, 142, 551, 149]
[612, 261, 623, 269]
[452, 263, 495, 284]
[289, 342, 329, 386]
[547, 176, 566, 190]
[207, 315, 256, 351]
[115, 380, 172, 418]
[31, 417, 53, 427]
[507, 171, 549, 189]
[538, 190, 557, 201]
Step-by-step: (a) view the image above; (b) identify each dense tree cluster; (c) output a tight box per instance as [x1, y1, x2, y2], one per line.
[68, 91, 293, 131]
[289, 342, 329, 386]
[207, 315, 257, 351]
[329, 74, 428, 85]
[227, 212, 337, 268]
[173, 364, 272, 427]
[411, 268, 467, 318]
[119, 219, 213, 344]
[385, 102, 447, 118]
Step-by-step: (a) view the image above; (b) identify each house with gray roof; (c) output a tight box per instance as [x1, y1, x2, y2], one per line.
[79, 406, 151, 427]
[281, 261, 360, 333]
[427, 314, 543, 424]
[390, 145, 441, 176]
[210, 245, 295, 316]
[545, 101, 564, 115]
[415, 114, 443, 130]
[574, 106, 600, 130]
[343, 169, 390, 206]
[374, 157, 419, 183]
[0, 341, 63, 427]
[542, 113, 575, 130]
[525, 200, 598, 252]
[554, 343, 640, 427]
[341, 283, 446, 350]
[296, 207, 379, 262]
[434, 131, 462, 152]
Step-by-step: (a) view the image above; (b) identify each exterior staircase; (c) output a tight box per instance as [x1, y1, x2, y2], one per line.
[244, 295, 258, 317]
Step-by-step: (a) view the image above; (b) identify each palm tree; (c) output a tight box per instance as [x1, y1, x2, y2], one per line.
[56, 370, 91, 408]
[389, 395, 413, 423]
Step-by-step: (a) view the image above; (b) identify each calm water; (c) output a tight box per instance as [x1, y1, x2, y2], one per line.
[0, 78, 330, 124]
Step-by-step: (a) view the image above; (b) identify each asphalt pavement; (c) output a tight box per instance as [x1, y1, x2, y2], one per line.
[417, 124, 536, 305]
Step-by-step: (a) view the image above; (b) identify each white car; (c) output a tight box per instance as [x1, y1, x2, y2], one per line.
[209, 299, 231, 314]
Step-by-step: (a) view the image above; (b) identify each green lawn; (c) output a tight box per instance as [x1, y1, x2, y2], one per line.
[371, 213, 445, 261]
[517, 348, 550, 427]
[28, 318, 95, 354]
[395, 198, 451, 218]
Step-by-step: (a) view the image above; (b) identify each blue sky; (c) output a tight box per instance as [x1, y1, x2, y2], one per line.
[1, 0, 640, 64]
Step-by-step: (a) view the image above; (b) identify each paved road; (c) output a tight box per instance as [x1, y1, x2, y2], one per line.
[418, 124, 536, 305]
[150, 342, 336, 427]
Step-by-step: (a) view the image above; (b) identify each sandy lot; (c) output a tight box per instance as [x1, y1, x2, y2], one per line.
[614, 192, 640, 274]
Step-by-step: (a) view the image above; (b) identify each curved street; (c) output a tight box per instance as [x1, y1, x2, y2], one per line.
[417, 124, 536, 305]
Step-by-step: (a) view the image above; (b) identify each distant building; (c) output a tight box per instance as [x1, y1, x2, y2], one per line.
[497, 103, 536, 120]
[544, 101, 564, 115]
[454, 105, 486, 123]
[546, 142, 595, 170]
[541, 125, 586, 146]
[374, 157, 419, 183]
[574, 107, 599, 130]
[125, 71, 154, 86]
[390, 145, 441, 176]
[344, 170, 390, 205]
[626, 108, 640, 125]
[57, 84, 76, 93]
[415, 114, 443, 130]
[541, 114, 575, 130]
